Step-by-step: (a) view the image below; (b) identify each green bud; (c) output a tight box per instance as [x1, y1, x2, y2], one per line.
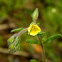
[9, 43, 15, 53]
[14, 36, 21, 51]
[32, 8, 39, 23]
[14, 36, 20, 46]
[8, 38, 14, 44]
[8, 36, 21, 52]
[7, 34, 16, 45]
[15, 43, 21, 51]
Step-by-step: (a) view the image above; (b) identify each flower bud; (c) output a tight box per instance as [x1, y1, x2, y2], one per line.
[9, 43, 15, 53]
[7, 34, 16, 45]
[32, 8, 39, 23]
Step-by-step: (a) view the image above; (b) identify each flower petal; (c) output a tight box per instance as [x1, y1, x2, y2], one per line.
[28, 24, 41, 36]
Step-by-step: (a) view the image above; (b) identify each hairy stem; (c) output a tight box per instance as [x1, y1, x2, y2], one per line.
[17, 28, 28, 36]
[37, 35, 46, 62]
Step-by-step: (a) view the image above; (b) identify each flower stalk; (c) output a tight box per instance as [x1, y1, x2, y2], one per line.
[37, 35, 46, 62]
[17, 28, 28, 36]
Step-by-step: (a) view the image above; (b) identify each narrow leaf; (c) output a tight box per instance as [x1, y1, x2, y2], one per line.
[44, 34, 62, 44]
[26, 39, 40, 44]
[37, 32, 45, 35]
[11, 28, 24, 32]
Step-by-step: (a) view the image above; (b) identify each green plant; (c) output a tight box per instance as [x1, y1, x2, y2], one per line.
[30, 59, 38, 62]
[7, 8, 62, 62]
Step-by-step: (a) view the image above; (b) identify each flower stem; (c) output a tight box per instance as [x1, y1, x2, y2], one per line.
[17, 28, 28, 36]
[37, 35, 46, 62]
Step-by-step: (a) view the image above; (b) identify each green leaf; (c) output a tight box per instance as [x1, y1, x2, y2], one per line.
[26, 39, 40, 44]
[30, 59, 39, 62]
[37, 32, 46, 39]
[42, 36, 47, 43]
[11, 28, 24, 32]
[44, 34, 62, 44]
[37, 32, 45, 35]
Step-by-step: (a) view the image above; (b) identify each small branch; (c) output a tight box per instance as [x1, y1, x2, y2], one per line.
[37, 35, 46, 62]
[17, 28, 28, 36]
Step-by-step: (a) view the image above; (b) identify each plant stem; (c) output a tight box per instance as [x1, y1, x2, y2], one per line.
[17, 28, 28, 36]
[37, 35, 46, 62]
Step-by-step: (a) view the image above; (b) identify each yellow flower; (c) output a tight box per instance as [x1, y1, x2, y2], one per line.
[28, 24, 41, 36]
